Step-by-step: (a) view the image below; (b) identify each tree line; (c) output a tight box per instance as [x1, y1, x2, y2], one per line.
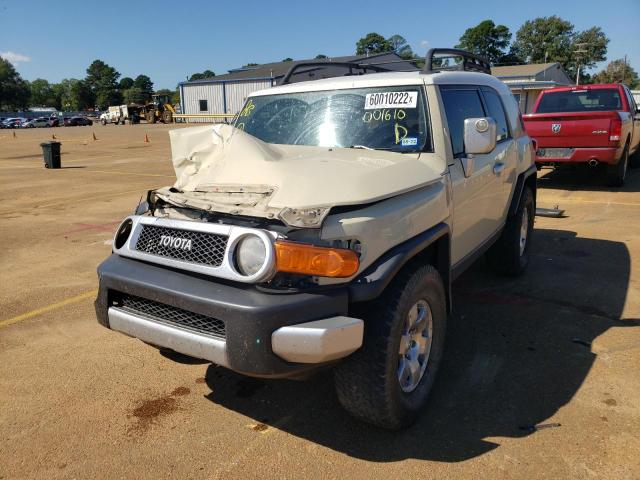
[0, 58, 171, 111]
[356, 16, 639, 86]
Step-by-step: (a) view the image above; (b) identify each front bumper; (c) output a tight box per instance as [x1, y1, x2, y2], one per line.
[535, 147, 618, 164]
[96, 255, 362, 377]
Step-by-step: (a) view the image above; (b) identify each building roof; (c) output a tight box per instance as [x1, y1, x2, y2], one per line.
[491, 63, 559, 78]
[183, 53, 409, 84]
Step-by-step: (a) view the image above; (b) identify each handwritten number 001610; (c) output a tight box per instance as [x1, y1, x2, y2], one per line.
[362, 109, 406, 123]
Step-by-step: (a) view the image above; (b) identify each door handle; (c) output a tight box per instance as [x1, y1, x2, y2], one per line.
[493, 162, 505, 176]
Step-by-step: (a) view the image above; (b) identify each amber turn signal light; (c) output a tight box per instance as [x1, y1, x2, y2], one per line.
[274, 241, 359, 278]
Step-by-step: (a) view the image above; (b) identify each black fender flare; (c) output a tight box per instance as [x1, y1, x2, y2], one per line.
[508, 164, 537, 217]
[348, 222, 451, 311]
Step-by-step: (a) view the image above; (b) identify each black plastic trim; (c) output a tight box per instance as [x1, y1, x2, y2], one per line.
[280, 62, 390, 85]
[422, 48, 491, 74]
[95, 255, 348, 377]
[508, 164, 537, 217]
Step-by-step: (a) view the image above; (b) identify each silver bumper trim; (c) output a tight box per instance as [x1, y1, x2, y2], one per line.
[271, 316, 364, 363]
[108, 307, 228, 366]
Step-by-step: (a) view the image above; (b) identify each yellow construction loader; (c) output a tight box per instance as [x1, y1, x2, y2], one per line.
[144, 93, 176, 124]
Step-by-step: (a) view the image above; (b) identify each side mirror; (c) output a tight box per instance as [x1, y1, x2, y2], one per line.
[464, 117, 497, 155]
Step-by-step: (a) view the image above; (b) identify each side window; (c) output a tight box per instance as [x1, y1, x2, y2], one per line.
[441, 88, 485, 156]
[199, 99, 208, 112]
[482, 88, 510, 141]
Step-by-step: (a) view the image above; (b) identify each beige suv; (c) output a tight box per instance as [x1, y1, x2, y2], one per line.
[95, 49, 537, 429]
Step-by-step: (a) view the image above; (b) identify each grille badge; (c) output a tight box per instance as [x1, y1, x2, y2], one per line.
[159, 234, 192, 251]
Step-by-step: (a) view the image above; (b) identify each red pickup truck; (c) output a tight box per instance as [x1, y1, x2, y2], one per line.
[523, 84, 640, 186]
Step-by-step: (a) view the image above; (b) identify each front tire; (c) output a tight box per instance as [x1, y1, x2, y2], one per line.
[486, 186, 534, 276]
[606, 144, 628, 187]
[334, 265, 447, 430]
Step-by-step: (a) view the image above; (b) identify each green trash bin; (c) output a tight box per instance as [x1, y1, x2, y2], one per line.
[40, 141, 61, 169]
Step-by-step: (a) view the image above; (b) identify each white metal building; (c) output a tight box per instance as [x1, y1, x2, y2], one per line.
[179, 53, 412, 122]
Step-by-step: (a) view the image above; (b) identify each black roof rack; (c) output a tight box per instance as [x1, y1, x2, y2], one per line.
[280, 61, 391, 85]
[422, 48, 491, 75]
[279, 49, 490, 85]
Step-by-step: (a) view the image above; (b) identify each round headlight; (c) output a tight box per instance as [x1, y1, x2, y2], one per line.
[235, 235, 267, 276]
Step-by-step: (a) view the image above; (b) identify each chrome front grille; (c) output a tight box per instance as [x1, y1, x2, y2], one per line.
[118, 294, 226, 339]
[134, 225, 228, 267]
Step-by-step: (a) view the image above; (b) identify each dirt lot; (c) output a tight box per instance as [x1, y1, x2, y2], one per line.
[0, 124, 639, 479]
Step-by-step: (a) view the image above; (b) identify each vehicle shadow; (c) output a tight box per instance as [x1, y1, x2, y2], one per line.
[203, 228, 638, 462]
[537, 163, 640, 192]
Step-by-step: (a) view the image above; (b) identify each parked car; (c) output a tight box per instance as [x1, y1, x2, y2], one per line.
[1, 118, 25, 128]
[95, 49, 537, 429]
[22, 117, 50, 128]
[523, 83, 640, 186]
[68, 116, 93, 126]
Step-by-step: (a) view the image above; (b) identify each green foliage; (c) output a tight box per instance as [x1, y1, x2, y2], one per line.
[282, 57, 293, 62]
[29, 78, 58, 108]
[242, 63, 259, 68]
[53, 79, 94, 111]
[572, 27, 609, 81]
[85, 59, 121, 109]
[0, 57, 30, 110]
[592, 59, 639, 86]
[512, 16, 610, 80]
[119, 77, 134, 90]
[387, 34, 415, 60]
[123, 87, 146, 104]
[71, 80, 96, 111]
[356, 33, 393, 55]
[456, 20, 512, 64]
[315, 54, 328, 59]
[188, 70, 216, 81]
[513, 16, 574, 66]
[133, 75, 153, 101]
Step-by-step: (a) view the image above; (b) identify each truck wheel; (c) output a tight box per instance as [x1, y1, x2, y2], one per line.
[628, 145, 640, 169]
[334, 265, 447, 430]
[162, 110, 173, 123]
[606, 144, 628, 187]
[147, 113, 156, 124]
[486, 186, 534, 277]
[101, 119, 106, 125]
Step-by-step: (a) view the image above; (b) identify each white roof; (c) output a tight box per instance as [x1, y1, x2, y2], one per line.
[249, 70, 509, 96]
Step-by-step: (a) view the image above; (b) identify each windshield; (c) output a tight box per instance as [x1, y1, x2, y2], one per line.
[235, 86, 430, 152]
[537, 88, 623, 113]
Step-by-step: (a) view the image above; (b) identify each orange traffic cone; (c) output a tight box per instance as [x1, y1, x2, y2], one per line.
[92, 132, 97, 141]
[144, 133, 150, 143]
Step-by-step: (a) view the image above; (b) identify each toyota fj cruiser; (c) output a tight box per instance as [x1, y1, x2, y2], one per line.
[95, 49, 537, 429]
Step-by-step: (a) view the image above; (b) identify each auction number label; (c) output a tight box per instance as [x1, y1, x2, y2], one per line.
[365, 91, 417, 110]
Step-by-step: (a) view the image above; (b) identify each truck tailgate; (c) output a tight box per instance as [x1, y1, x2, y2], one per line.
[523, 111, 619, 148]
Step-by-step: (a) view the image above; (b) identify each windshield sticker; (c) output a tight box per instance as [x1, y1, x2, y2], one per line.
[401, 137, 418, 147]
[365, 92, 417, 110]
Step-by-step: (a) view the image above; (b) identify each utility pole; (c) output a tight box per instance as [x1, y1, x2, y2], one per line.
[573, 43, 588, 85]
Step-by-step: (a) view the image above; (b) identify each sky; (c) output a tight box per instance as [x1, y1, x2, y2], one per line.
[1, 0, 638, 90]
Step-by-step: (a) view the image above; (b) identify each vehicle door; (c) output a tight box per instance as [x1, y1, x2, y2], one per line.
[479, 86, 519, 220]
[623, 86, 640, 152]
[440, 86, 506, 265]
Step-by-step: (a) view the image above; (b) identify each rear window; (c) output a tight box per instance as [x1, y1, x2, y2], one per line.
[536, 89, 622, 113]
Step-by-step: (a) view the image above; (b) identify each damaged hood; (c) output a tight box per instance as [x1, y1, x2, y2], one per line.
[155, 124, 444, 220]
